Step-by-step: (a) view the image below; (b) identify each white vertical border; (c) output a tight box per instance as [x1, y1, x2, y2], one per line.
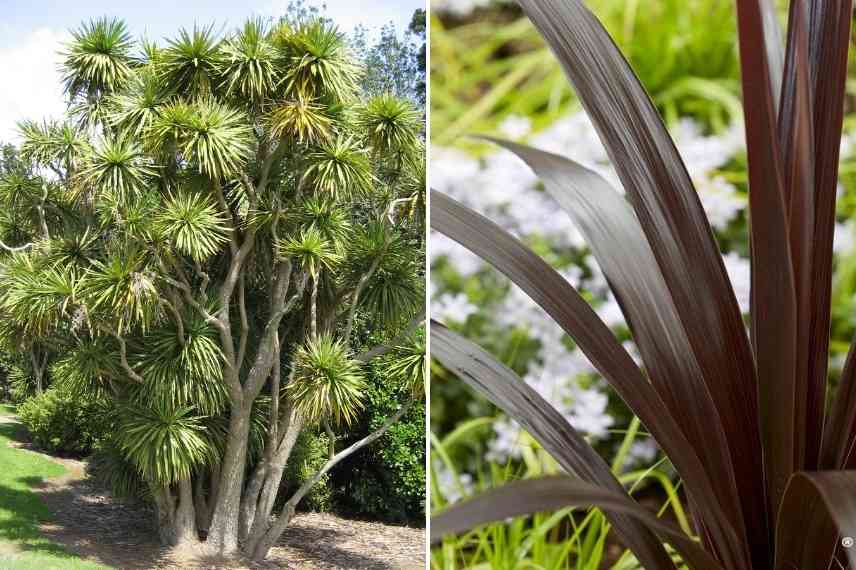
[423, 0, 432, 565]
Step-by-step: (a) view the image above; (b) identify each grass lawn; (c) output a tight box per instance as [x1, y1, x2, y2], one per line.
[0, 406, 112, 569]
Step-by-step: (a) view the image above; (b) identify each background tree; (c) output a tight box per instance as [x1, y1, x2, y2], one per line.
[0, 12, 424, 561]
[351, 8, 426, 104]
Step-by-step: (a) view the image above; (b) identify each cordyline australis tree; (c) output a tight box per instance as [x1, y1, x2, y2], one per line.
[0, 15, 425, 560]
[430, 0, 856, 568]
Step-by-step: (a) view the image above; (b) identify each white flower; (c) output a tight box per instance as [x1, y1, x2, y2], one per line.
[834, 220, 855, 255]
[498, 114, 532, 140]
[626, 439, 659, 467]
[696, 176, 745, 230]
[568, 388, 614, 439]
[486, 417, 525, 463]
[431, 0, 494, 17]
[433, 292, 478, 324]
[432, 459, 474, 504]
[722, 251, 751, 313]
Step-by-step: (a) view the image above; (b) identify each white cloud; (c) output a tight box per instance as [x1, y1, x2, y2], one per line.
[260, 0, 413, 35]
[0, 28, 68, 143]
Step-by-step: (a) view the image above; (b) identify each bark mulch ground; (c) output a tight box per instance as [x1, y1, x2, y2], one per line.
[2, 413, 425, 569]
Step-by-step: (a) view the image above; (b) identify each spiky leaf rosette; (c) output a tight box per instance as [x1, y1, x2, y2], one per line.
[79, 136, 154, 201]
[358, 256, 422, 326]
[394, 152, 425, 219]
[52, 337, 121, 399]
[88, 442, 149, 501]
[115, 402, 216, 485]
[275, 20, 360, 101]
[295, 196, 351, 248]
[279, 226, 340, 278]
[161, 25, 222, 97]
[61, 17, 134, 98]
[107, 68, 167, 136]
[95, 191, 159, 244]
[0, 254, 77, 335]
[286, 335, 366, 426]
[134, 312, 227, 415]
[46, 230, 99, 269]
[0, 173, 60, 240]
[355, 93, 421, 157]
[149, 98, 253, 179]
[81, 249, 158, 332]
[218, 18, 278, 102]
[156, 190, 229, 261]
[384, 333, 426, 399]
[267, 97, 332, 143]
[0, 172, 44, 209]
[17, 120, 89, 172]
[304, 135, 372, 198]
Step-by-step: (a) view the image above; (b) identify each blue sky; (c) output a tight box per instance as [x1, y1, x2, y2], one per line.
[0, 0, 424, 140]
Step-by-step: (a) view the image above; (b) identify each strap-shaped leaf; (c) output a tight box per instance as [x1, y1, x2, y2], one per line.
[431, 323, 675, 569]
[814, 0, 855, 470]
[512, 2, 765, 561]
[482, 137, 749, 557]
[821, 331, 856, 469]
[735, 0, 798, 541]
[778, 0, 818, 474]
[431, 476, 724, 570]
[431, 189, 743, 566]
[776, 471, 856, 569]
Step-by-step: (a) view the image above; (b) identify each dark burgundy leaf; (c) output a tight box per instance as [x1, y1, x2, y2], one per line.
[431, 189, 745, 566]
[813, 0, 855, 470]
[431, 477, 724, 570]
[431, 322, 676, 569]
[513, 1, 767, 562]
[776, 471, 856, 569]
[481, 137, 750, 558]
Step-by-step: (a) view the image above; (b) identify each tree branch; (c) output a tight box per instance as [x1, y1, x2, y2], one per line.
[98, 325, 144, 384]
[354, 313, 424, 362]
[158, 273, 224, 330]
[343, 248, 385, 344]
[236, 273, 249, 369]
[0, 240, 34, 252]
[36, 183, 50, 241]
[242, 272, 308, 399]
[251, 397, 415, 559]
[159, 297, 185, 347]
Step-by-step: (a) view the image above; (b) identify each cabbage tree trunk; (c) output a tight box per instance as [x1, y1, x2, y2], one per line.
[240, 407, 304, 543]
[205, 404, 251, 553]
[151, 478, 199, 547]
[247, 398, 414, 560]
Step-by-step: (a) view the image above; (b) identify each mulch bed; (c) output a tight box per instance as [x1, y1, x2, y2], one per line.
[2, 413, 425, 569]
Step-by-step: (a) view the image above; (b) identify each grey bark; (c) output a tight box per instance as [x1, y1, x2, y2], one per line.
[245, 410, 304, 546]
[248, 398, 414, 560]
[309, 274, 319, 339]
[174, 477, 199, 546]
[151, 479, 199, 547]
[206, 407, 250, 553]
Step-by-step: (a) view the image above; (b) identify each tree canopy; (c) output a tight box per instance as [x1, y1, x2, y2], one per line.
[0, 12, 424, 561]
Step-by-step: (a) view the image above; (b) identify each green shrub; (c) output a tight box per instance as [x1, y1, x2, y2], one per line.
[17, 387, 111, 455]
[8, 364, 36, 403]
[281, 428, 334, 512]
[332, 364, 426, 524]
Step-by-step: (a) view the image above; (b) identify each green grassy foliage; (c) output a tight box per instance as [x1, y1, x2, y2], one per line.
[0, 410, 112, 569]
